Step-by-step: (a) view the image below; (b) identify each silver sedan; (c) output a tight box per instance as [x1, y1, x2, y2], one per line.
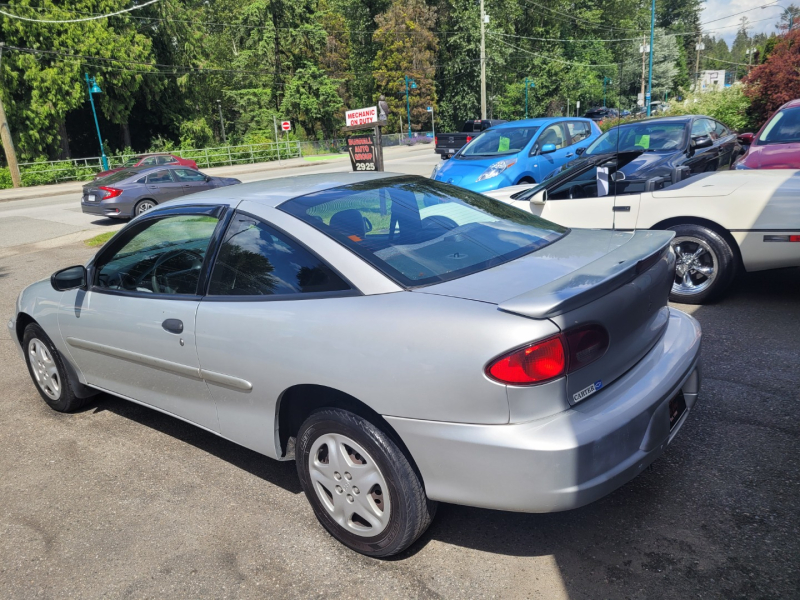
[9, 173, 701, 557]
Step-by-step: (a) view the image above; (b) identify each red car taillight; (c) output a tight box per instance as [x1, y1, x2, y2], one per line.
[98, 186, 122, 200]
[466, 136, 473, 143]
[434, 136, 438, 146]
[486, 325, 609, 386]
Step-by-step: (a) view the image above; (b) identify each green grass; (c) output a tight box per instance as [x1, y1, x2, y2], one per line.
[84, 231, 116, 247]
[303, 154, 345, 162]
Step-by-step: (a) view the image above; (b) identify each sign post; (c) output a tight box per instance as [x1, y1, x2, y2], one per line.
[342, 106, 387, 171]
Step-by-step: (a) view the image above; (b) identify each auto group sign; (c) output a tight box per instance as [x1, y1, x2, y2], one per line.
[345, 106, 378, 127]
[347, 135, 377, 171]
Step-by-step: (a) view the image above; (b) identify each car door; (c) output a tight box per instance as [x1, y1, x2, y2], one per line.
[145, 169, 185, 201]
[57, 207, 225, 431]
[714, 120, 737, 169]
[539, 163, 617, 228]
[531, 123, 575, 180]
[173, 168, 213, 195]
[194, 206, 357, 456]
[685, 118, 719, 174]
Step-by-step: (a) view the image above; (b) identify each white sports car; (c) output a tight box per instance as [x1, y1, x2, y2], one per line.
[485, 154, 800, 303]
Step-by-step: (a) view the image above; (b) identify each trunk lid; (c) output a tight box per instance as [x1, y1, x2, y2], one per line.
[416, 229, 676, 403]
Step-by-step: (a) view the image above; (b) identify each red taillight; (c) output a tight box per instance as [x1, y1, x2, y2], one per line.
[466, 136, 473, 143]
[487, 336, 566, 385]
[434, 136, 438, 146]
[565, 325, 609, 372]
[791, 235, 800, 242]
[98, 186, 122, 200]
[486, 325, 609, 386]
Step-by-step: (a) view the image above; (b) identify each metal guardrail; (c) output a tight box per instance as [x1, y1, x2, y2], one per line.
[4, 132, 434, 187]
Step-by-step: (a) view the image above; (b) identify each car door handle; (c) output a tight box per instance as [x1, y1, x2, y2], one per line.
[565, 153, 574, 157]
[613, 206, 631, 212]
[162, 319, 184, 334]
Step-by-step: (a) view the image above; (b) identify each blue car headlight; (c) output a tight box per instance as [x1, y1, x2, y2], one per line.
[477, 159, 517, 181]
[431, 163, 441, 178]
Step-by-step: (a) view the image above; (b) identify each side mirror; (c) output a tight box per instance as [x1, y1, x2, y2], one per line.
[205, 175, 212, 182]
[575, 147, 586, 156]
[737, 132, 754, 145]
[51, 265, 87, 292]
[529, 188, 548, 205]
[540, 143, 557, 155]
[692, 135, 713, 149]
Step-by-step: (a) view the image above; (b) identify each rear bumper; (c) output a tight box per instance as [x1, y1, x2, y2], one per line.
[81, 197, 131, 219]
[386, 308, 701, 513]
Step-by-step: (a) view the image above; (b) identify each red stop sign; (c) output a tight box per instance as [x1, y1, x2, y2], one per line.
[281, 121, 291, 131]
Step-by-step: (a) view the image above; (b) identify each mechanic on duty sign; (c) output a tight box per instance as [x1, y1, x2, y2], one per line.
[345, 106, 378, 127]
[347, 135, 377, 171]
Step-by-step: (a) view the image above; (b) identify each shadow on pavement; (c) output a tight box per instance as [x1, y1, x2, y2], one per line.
[90, 217, 124, 227]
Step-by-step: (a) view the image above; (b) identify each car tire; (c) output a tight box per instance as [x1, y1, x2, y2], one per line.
[667, 223, 737, 305]
[133, 199, 157, 217]
[296, 408, 436, 558]
[22, 323, 88, 413]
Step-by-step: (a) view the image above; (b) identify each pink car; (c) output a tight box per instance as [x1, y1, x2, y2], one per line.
[735, 99, 800, 169]
[94, 154, 198, 180]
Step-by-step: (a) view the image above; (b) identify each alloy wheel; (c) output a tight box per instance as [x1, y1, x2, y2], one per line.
[27, 338, 61, 401]
[672, 236, 718, 295]
[137, 201, 155, 214]
[308, 433, 391, 537]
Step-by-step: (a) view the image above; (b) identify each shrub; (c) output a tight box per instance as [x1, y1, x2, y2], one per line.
[664, 86, 754, 131]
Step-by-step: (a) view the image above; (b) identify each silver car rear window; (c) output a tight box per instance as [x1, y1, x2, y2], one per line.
[279, 176, 567, 287]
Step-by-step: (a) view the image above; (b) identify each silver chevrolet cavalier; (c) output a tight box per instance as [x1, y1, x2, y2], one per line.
[8, 173, 701, 557]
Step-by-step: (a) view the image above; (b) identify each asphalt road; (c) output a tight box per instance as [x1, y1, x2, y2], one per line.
[0, 158, 798, 598]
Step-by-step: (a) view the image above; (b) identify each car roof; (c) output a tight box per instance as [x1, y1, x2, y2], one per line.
[492, 117, 590, 128]
[609, 115, 696, 129]
[156, 171, 402, 209]
[778, 99, 800, 110]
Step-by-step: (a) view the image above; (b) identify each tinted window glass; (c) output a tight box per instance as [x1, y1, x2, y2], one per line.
[567, 121, 591, 143]
[146, 170, 174, 184]
[209, 214, 350, 296]
[95, 214, 219, 295]
[691, 119, 714, 137]
[279, 176, 567, 287]
[141, 156, 159, 166]
[757, 107, 800, 144]
[173, 168, 206, 182]
[714, 121, 729, 137]
[460, 127, 540, 157]
[586, 122, 686, 154]
[96, 169, 139, 184]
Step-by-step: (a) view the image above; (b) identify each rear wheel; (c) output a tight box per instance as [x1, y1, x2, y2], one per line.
[667, 224, 737, 304]
[296, 408, 435, 557]
[23, 323, 88, 412]
[134, 199, 157, 217]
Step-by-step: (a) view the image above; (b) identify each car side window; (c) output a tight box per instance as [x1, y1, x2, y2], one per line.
[534, 124, 567, 154]
[208, 214, 351, 297]
[95, 214, 220, 295]
[146, 170, 174, 184]
[715, 121, 729, 137]
[173, 168, 206, 182]
[141, 156, 159, 166]
[567, 121, 590, 144]
[164, 156, 179, 164]
[692, 119, 714, 138]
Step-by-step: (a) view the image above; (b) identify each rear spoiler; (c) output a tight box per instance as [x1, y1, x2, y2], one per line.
[498, 230, 674, 319]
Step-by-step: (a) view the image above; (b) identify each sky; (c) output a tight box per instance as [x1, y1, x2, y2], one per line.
[701, 0, 788, 45]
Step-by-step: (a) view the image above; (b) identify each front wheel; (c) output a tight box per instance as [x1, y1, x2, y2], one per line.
[23, 323, 88, 412]
[668, 224, 737, 304]
[134, 199, 157, 217]
[296, 408, 436, 557]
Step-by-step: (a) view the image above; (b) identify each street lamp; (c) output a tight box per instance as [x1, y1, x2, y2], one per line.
[524, 78, 535, 119]
[603, 76, 612, 108]
[404, 75, 417, 137]
[646, 0, 655, 117]
[84, 73, 108, 171]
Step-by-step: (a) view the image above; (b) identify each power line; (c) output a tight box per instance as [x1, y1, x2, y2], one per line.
[491, 36, 624, 68]
[0, 0, 163, 23]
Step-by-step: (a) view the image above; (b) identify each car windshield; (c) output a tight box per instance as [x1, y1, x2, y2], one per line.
[586, 122, 686, 155]
[279, 176, 567, 287]
[757, 107, 800, 145]
[95, 169, 139, 184]
[459, 126, 540, 157]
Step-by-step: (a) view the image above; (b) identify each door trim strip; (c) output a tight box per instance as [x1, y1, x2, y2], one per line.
[65, 337, 252, 391]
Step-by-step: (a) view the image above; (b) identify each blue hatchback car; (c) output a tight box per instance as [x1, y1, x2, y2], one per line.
[432, 118, 602, 193]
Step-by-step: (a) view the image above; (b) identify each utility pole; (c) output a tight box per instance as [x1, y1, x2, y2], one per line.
[640, 35, 647, 109]
[480, 0, 487, 119]
[217, 100, 226, 143]
[524, 78, 535, 119]
[694, 38, 704, 93]
[0, 43, 21, 188]
[646, 0, 655, 117]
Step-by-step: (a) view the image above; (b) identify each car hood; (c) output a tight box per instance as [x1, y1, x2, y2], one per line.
[742, 143, 800, 169]
[434, 156, 516, 185]
[213, 177, 241, 185]
[413, 228, 639, 305]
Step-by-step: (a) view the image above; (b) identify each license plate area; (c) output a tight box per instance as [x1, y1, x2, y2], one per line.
[669, 392, 687, 430]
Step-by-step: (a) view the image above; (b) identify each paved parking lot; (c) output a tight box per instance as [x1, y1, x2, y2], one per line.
[0, 160, 798, 598]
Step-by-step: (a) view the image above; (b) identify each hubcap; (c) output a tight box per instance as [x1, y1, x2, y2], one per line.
[137, 201, 154, 214]
[27, 338, 61, 401]
[308, 433, 391, 537]
[671, 236, 718, 296]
